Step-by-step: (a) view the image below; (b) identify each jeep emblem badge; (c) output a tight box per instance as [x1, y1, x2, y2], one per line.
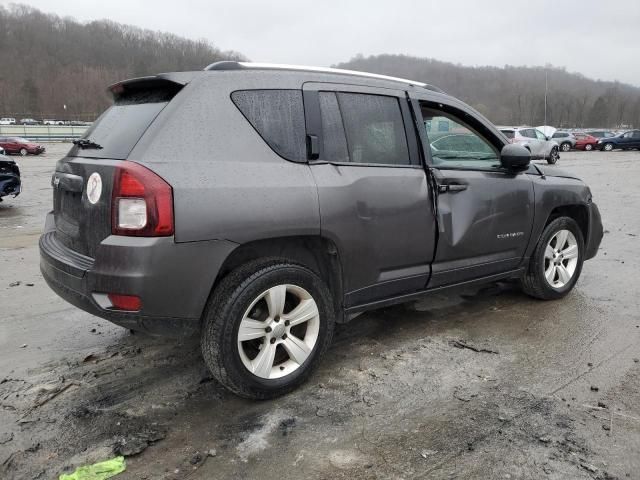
[87, 172, 102, 204]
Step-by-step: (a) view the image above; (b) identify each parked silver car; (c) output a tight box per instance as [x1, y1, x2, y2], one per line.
[499, 127, 560, 164]
[551, 131, 577, 152]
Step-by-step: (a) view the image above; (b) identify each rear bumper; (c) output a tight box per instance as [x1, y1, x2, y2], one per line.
[39, 212, 238, 336]
[584, 202, 603, 260]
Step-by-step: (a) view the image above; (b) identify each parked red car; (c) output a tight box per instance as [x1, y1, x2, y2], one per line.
[573, 133, 598, 151]
[0, 137, 45, 155]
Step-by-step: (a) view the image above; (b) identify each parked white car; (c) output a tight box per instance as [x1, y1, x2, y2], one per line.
[0, 117, 16, 125]
[43, 119, 64, 125]
[498, 126, 560, 164]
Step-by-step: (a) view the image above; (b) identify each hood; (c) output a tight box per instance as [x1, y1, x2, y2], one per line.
[534, 164, 582, 181]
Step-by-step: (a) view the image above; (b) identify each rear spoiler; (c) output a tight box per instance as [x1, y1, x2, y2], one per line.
[107, 72, 198, 101]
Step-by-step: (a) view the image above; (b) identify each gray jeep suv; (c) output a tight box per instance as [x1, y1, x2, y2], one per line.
[40, 62, 603, 399]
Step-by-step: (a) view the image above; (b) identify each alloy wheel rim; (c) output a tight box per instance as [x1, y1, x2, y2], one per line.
[544, 229, 579, 289]
[551, 149, 559, 162]
[237, 284, 320, 379]
[562, 143, 571, 152]
[604, 144, 613, 151]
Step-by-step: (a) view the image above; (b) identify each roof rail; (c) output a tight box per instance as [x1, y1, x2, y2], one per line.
[204, 61, 445, 93]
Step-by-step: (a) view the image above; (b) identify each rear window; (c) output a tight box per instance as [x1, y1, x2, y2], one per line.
[231, 89, 306, 162]
[500, 130, 515, 139]
[71, 83, 181, 160]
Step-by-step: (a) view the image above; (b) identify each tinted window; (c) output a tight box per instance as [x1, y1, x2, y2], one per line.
[72, 85, 180, 160]
[552, 132, 567, 138]
[337, 93, 410, 165]
[500, 130, 515, 139]
[519, 129, 532, 138]
[232, 89, 306, 162]
[422, 106, 499, 169]
[318, 92, 349, 162]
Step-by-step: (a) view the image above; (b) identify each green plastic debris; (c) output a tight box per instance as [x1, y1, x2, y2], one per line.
[59, 456, 126, 480]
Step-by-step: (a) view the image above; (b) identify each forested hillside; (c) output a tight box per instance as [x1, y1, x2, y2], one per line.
[336, 54, 640, 128]
[0, 4, 243, 120]
[1, 3, 639, 128]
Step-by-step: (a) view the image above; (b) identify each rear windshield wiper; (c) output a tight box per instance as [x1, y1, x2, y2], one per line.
[73, 138, 103, 150]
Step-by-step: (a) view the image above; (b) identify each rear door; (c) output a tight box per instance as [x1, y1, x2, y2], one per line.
[412, 96, 534, 287]
[303, 82, 436, 307]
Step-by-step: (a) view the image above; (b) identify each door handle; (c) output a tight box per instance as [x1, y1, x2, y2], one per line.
[438, 183, 467, 193]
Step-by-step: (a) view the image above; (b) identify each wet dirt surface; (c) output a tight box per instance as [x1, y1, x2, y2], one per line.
[1, 144, 639, 479]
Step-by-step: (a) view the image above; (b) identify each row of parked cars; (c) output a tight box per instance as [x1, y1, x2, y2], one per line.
[551, 129, 640, 152]
[498, 126, 640, 159]
[0, 117, 92, 126]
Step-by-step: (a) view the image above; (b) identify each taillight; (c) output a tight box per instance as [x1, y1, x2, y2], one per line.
[111, 162, 174, 236]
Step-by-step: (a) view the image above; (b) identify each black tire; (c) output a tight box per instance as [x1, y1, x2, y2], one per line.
[547, 147, 559, 164]
[19, 148, 27, 156]
[201, 259, 335, 399]
[560, 142, 571, 152]
[584, 144, 593, 151]
[521, 217, 584, 300]
[603, 143, 614, 152]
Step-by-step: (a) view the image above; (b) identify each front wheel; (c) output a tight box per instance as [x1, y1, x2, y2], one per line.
[603, 143, 614, 151]
[201, 259, 335, 399]
[547, 147, 559, 164]
[584, 144, 593, 151]
[560, 142, 571, 152]
[521, 217, 584, 300]
[19, 148, 27, 156]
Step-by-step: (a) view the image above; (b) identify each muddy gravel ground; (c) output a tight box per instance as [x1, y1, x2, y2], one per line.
[1, 144, 639, 480]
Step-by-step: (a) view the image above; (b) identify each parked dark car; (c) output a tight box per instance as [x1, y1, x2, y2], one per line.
[0, 137, 45, 155]
[0, 151, 21, 200]
[596, 130, 640, 151]
[573, 133, 598, 151]
[40, 62, 604, 399]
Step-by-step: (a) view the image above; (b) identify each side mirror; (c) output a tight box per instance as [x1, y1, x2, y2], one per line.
[545, 136, 550, 141]
[500, 144, 531, 170]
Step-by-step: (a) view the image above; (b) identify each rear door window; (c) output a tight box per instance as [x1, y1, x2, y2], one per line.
[337, 92, 410, 165]
[232, 89, 306, 162]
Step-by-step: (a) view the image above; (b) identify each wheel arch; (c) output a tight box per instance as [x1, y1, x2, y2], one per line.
[544, 204, 589, 242]
[212, 235, 345, 322]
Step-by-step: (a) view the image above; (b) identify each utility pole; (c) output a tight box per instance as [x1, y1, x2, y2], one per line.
[544, 68, 548, 127]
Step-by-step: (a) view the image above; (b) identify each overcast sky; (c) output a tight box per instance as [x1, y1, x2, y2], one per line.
[6, 0, 640, 86]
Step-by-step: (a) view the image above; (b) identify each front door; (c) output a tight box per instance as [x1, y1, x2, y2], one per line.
[303, 83, 436, 307]
[414, 99, 535, 287]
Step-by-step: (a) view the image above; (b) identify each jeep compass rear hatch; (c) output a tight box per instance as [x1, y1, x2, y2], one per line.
[51, 75, 186, 258]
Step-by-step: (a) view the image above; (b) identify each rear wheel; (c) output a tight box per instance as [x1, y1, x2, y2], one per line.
[19, 148, 27, 156]
[521, 217, 584, 300]
[560, 142, 571, 152]
[547, 147, 559, 164]
[603, 143, 614, 151]
[584, 144, 593, 151]
[201, 259, 335, 399]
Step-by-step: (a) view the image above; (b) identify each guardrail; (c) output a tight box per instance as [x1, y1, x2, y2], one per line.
[0, 125, 90, 141]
